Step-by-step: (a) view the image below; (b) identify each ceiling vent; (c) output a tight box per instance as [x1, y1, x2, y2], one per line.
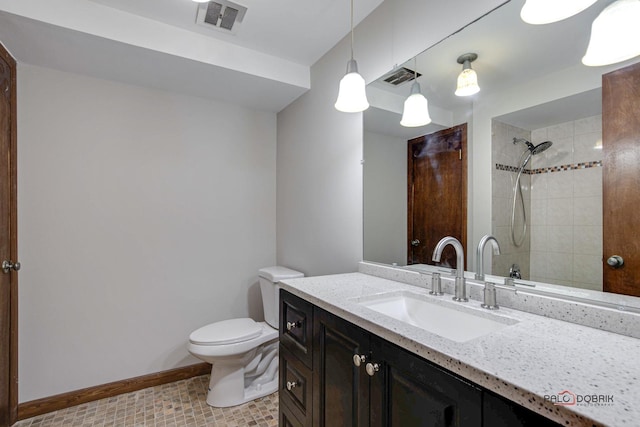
[196, 0, 248, 34]
[381, 67, 422, 86]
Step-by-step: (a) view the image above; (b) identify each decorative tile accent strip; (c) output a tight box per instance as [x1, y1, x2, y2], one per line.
[495, 160, 602, 174]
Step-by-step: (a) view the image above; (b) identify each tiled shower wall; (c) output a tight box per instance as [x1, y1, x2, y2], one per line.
[491, 121, 531, 279]
[528, 116, 602, 290]
[491, 116, 603, 291]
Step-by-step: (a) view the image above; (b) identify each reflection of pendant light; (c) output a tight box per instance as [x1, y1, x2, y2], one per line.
[520, 0, 598, 24]
[400, 59, 431, 127]
[334, 0, 369, 112]
[582, 0, 640, 66]
[455, 53, 480, 97]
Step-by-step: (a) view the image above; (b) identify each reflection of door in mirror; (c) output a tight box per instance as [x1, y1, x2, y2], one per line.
[407, 123, 467, 268]
[603, 61, 640, 297]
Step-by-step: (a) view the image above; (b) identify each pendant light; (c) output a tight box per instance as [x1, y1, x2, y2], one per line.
[400, 59, 431, 127]
[520, 0, 598, 24]
[334, 0, 369, 112]
[582, 0, 640, 66]
[455, 53, 480, 97]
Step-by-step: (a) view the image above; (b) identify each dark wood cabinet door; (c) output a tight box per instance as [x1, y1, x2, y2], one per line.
[369, 338, 481, 427]
[483, 390, 560, 427]
[313, 308, 370, 427]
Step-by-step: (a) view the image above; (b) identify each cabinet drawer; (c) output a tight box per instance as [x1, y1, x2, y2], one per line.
[279, 344, 313, 426]
[280, 396, 305, 427]
[280, 290, 313, 368]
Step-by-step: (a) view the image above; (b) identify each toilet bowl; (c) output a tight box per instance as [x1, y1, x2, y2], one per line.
[188, 266, 304, 407]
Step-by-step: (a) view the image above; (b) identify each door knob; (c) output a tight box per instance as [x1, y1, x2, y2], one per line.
[365, 362, 380, 376]
[2, 260, 20, 274]
[411, 239, 420, 247]
[607, 255, 624, 269]
[286, 381, 298, 391]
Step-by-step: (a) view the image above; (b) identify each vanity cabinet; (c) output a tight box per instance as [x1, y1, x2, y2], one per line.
[314, 307, 481, 427]
[280, 290, 560, 427]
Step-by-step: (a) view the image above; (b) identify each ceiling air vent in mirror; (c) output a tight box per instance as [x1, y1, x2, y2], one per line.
[196, 0, 248, 34]
[382, 67, 422, 86]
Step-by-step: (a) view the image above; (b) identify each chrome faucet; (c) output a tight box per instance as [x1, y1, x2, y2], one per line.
[475, 235, 501, 281]
[432, 236, 467, 302]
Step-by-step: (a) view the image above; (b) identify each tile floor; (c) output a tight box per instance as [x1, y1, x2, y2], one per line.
[14, 375, 279, 427]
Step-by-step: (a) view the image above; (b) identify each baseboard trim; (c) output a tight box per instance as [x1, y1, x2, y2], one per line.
[17, 362, 211, 421]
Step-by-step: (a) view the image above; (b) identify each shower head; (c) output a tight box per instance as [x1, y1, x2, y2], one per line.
[531, 140, 552, 155]
[512, 137, 553, 155]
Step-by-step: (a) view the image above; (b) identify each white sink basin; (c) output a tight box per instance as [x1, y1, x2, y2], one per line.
[355, 291, 518, 343]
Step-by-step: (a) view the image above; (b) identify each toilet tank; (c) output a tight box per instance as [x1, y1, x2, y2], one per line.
[258, 266, 304, 328]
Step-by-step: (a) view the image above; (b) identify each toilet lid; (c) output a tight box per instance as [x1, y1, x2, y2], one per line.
[189, 318, 263, 345]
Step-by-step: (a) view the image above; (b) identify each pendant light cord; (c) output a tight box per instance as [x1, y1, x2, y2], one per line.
[350, 0, 354, 60]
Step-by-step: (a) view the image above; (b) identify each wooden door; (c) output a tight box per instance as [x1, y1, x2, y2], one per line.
[313, 308, 370, 427]
[603, 62, 640, 296]
[407, 124, 467, 268]
[0, 42, 18, 426]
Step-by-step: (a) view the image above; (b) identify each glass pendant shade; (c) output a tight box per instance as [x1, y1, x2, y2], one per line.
[335, 59, 369, 113]
[455, 67, 480, 97]
[520, 0, 598, 24]
[582, 0, 640, 66]
[400, 82, 431, 127]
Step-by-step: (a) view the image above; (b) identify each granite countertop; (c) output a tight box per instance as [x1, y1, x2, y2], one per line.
[280, 272, 640, 427]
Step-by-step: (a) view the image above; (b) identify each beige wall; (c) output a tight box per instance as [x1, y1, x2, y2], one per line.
[17, 64, 277, 402]
[363, 130, 407, 266]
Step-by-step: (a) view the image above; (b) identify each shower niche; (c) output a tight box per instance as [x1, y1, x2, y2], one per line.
[491, 92, 603, 291]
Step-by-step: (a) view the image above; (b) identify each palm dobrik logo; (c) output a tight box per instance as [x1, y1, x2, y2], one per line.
[544, 390, 614, 407]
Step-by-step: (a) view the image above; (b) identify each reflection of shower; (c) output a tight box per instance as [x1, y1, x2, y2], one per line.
[510, 137, 553, 246]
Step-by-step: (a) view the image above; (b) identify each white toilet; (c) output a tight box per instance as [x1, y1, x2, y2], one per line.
[188, 266, 304, 407]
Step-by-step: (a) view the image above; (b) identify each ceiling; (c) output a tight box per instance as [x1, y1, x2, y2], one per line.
[0, 0, 383, 112]
[365, 0, 640, 139]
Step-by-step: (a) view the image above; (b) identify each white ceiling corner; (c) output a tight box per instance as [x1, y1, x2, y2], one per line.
[0, 0, 384, 112]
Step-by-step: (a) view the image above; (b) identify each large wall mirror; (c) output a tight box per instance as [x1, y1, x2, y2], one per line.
[363, 0, 640, 306]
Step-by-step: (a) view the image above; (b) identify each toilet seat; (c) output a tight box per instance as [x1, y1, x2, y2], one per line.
[189, 318, 263, 345]
[188, 320, 278, 359]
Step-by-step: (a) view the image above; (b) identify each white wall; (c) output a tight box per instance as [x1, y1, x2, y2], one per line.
[17, 65, 277, 402]
[276, 0, 507, 276]
[276, 53, 364, 276]
[363, 131, 406, 265]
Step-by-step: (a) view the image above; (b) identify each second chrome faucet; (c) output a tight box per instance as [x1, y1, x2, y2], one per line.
[475, 235, 501, 282]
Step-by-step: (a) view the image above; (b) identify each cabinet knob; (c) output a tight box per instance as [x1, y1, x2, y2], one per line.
[365, 362, 380, 377]
[286, 321, 299, 331]
[353, 354, 367, 367]
[286, 381, 298, 391]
